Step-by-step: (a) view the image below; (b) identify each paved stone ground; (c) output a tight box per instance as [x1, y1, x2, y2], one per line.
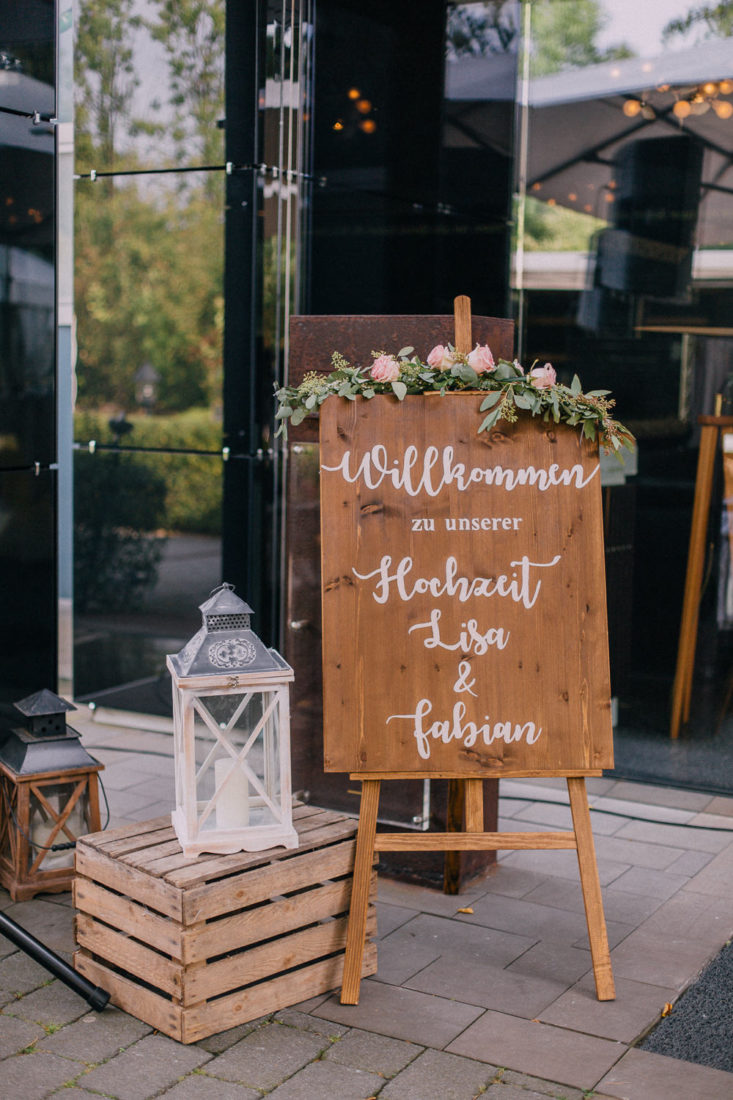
[2, 710, 733, 1099]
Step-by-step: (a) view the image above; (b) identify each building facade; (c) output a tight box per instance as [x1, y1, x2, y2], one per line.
[1, 1, 732, 796]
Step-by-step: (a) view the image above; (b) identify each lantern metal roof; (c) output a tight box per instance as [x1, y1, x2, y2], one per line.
[169, 584, 291, 678]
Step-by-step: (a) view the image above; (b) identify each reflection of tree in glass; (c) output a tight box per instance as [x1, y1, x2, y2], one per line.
[446, 1, 519, 57]
[75, 0, 141, 172]
[74, 0, 225, 417]
[530, 0, 633, 77]
[663, 2, 733, 44]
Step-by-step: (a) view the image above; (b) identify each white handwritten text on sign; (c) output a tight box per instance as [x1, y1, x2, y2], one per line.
[319, 395, 614, 777]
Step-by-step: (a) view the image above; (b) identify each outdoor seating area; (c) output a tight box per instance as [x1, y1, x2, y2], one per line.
[1, 708, 732, 1099]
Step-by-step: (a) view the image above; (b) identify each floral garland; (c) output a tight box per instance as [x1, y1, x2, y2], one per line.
[275, 344, 634, 454]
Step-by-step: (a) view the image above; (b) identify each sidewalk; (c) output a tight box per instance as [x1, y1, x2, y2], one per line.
[1, 707, 733, 1100]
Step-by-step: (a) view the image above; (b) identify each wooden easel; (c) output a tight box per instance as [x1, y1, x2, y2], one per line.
[670, 404, 733, 739]
[341, 773, 615, 1003]
[338, 297, 615, 1004]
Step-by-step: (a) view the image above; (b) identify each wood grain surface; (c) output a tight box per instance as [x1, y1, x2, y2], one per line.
[320, 395, 614, 777]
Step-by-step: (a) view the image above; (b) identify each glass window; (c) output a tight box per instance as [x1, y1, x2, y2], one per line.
[517, 1, 733, 784]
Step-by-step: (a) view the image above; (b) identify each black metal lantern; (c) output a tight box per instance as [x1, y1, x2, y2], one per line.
[0, 690, 103, 901]
[167, 585, 298, 857]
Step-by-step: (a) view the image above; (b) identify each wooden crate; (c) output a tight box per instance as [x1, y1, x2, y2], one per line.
[73, 804, 377, 1043]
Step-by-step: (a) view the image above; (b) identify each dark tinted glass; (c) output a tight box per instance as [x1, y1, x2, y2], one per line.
[309, 0, 518, 317]
[0, 4, 55, 470]
[0, 1, 55, 105]
[0, 467, 57, 704]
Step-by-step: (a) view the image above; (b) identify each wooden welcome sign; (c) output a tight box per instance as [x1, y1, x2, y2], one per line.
[317, 299, 615, 1006]
[320, 399, 614, 778]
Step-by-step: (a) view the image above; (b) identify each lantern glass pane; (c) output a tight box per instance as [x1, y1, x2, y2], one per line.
[192, 690, 282, 833]
[28, 782, 88, 872]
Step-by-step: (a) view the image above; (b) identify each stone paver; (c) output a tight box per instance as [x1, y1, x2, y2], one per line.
[313, 980, 484, 1047]
[384, 910, 536, 967]
[324, 1026, 421, 1076]
[0, 950, 53, 997]
[8, 978, 91, 1029]
[446, 1010, 625, 1090]
[0, 1049, 86, 1098]
[538, 974, 678, 1043]
[274, 1007, 348, 1038]
[79, 1033, 212, 1100]
[5, 898, 76, 955]
[498, 1068, 600, 1099]
[682, 842, 733, 898]
[267, 1058, 385, 1098]
[195, 1016, 270, 1053]
[504, 939, 592, 985]
[38, 1006, 152, 1063]
[405, 955, 568, 1018]
[597, 1047, 733, 1100]
[380, 1047, 497, 1100]
[610, 931, 721, 990]
[605, 866, 691, 900]
[158, 1071, 260, 1098]
[205, 1021, 327, 1091]
[0, 1011, 44, 1057]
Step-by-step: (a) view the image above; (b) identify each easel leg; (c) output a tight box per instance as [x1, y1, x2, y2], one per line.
[341, 778, 380, 1005]
[567, 777, 615, 1001]
[443, 779, 465, 895]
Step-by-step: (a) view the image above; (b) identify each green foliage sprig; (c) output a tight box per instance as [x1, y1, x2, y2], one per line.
[275, 346, 634, 455]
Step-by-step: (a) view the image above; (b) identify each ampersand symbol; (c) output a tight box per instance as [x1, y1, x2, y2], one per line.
[453, 660, 478, 697]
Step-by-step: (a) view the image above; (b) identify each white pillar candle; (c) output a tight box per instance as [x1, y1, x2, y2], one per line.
[214, 758, 250, 829]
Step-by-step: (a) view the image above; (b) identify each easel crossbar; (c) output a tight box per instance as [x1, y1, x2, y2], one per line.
[374, 831, 577, 851]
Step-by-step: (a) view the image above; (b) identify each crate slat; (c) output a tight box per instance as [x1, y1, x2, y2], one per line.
[75, 843, 183, 920]
[75, 951, 183, 1040]
[181, 942, 378, 1044]
[155, 811, 356, 886]
[182, 837, 357, 923]
[75, 913, 182, 998]
[73, 878, 184, 958]
[183, 877, 355, 965]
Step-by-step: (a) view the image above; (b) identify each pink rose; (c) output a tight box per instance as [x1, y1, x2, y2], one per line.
[370, 354, 400, 382]
[467, 344, 495, 374]
[529, 362, 556, 388]
[426, 344, 454, 370]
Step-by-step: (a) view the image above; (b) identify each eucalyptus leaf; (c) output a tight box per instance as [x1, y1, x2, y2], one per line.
[290, 408, 307, 426]
[493, 361, 516, 381]
[275, 406, 292, 419]
[479, 390, 502, 411]
[513, 392, 532, 410]
[391, 380, 407, 401]
[586, 389, 611, 397]
[571, 374, 583, 396]
[304, 393, 317, 410]
[397, 346, 414, 357]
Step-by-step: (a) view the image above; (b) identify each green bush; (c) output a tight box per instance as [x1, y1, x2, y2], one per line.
[74, 449, 168, 612]
[74, 408, 223, 535]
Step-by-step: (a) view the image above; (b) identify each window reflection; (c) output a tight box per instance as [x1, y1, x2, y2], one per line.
[517, 1, 733, 767]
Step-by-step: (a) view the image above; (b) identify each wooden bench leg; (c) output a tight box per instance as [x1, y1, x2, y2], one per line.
[341, 778, 380, 1004]
[567, 777, 615, 1000]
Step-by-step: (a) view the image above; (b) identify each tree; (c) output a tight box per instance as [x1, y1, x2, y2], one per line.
[663, 2, 733, 43]
[529, 0, 633, 77]
[446, 1, 519, 57]
[145, 0, 226, 170]
[75, 0, 141, 170]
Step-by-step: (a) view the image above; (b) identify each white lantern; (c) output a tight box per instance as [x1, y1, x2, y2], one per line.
[167, 585, 298, 857]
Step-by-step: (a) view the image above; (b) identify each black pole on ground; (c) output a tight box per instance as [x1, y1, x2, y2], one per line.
[0, 910, 109, 1011]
